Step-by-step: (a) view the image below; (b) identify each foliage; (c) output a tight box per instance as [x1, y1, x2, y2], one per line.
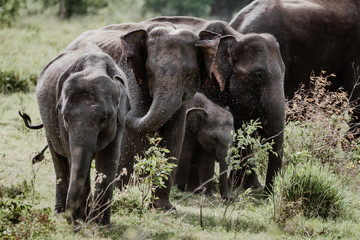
[0, 0, 23, 27]
[143, 0, 213, 18]
[38, 0, 108, 18]
[0, 181, 56, 239]
[285, 71, 359, 175]
[0, 70, 37, 94]
[133, 135, 177, 212]
[226, 119, 275, 184]
[272, 161, 349, 221]
[222, 120, 273, 220]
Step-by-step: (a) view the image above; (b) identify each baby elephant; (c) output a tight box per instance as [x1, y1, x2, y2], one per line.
[36, 42, 130, 225]
[175, 93, 234, 199]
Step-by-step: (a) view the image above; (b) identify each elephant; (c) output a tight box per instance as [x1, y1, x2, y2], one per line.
[174, 93, 234, 199]
[146, 16, 285, 193]
[36, 42, 130, 225]
[230, 0, 360, 123]
[64, 21, 209, 210]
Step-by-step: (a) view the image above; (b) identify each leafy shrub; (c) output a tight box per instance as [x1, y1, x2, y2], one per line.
[0, 0, 23, 27]
[0, 181, 55, 239]
[272, 162, 348, 220]
[133, 135, 177, 211]
[112, 187, 143, 214]
[0, 180, 31, 199]
[226, 120, 274, 185]
[285, 70, 359, 174]
[0, 70, 32, 93]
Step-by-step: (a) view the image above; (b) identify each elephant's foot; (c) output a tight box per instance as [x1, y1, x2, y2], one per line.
[53, 206, 65, 215]
[242, 177, 262, 189]
[229, 169, 262, 189]
[150, 198, 176, 212]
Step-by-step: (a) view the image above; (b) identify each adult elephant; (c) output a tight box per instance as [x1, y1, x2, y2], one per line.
[230, 0, 360, 112]
[175, 93, 234, 199]
[147, 16, 285, 192]
[65, 21, 208, 210]
[36, 42, 130, 225]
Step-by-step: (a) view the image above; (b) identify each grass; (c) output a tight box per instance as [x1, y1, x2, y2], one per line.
[1, 93, 360, 239]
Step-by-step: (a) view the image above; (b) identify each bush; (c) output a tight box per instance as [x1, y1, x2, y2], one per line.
[285, 70, 359, 174]
[272, 162, 348, 220]
[0, 0, 23, 27]
[0, 70, 33, 93]
[0, 181, 56, 239]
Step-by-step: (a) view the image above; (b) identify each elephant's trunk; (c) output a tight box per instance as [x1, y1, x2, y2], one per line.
[66, 130, 97, 221]
[126, 88, 182, 133]
[218, 148, 229, 200]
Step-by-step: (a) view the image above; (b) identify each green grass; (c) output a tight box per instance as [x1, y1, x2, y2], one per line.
[1, 93, 360, 239]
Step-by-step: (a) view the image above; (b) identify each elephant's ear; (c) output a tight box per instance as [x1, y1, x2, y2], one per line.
[120, 29, 147, 86]
[186, 107, 207, 133]
[113, 75, 130, 126]
[196, 32, 235, 92]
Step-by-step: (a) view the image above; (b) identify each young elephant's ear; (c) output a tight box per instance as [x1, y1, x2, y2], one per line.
[113, 75, 130, 126]
[186, 107, 207, 133]
[120, 29, 147, 86]
[196, 32, 235, 92]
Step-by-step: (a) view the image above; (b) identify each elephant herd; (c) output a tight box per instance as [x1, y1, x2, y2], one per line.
[24, 0, 360, 225]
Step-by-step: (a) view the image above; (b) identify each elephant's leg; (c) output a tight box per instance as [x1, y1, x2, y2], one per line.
[198, 151, 215, 196]
[174, 127, 196, 191]
[93, 135, 121, 225]
[153, 106, 187, 211]
[47, 139, 69, 214]
[186, 156, 200, 192]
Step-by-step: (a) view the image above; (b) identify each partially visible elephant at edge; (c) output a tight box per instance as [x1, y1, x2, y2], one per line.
[175, 93, 234, 199]
[146, 16, 285, 192]
[36, 42, 130, 224]
[65, 21, 209, 210]
[230, 0, 360, 123]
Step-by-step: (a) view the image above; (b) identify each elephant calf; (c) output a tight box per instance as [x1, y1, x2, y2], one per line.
[175, 93, 234, 199]
[36, 42, 130, 225]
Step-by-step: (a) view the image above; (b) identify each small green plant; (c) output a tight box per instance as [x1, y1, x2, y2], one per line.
[0, 181, 55, 239]
[133, 135, 177, 213]
[223, 120, 273, 219]
[0, 70, 32, 93]
[272, 161, 348, 222]
[226, 119, 275, 186]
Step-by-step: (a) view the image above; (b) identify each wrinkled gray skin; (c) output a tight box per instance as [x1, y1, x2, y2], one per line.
[66, 22, 206, 210]
[175, 93, 233, 199]
[147, 17, 285, 193]
[231, 0, 360, 124]
[36, 42, 130, 225]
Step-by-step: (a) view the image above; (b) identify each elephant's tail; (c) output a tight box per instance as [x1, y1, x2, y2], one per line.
[19, 111, 44, 129]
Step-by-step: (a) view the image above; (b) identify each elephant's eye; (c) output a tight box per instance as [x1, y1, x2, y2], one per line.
[57, 103, 62, 111]
[250, 71, 264, 80]
[99, 116, 108, 125]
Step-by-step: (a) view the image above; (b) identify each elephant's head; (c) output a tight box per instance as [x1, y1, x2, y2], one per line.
[187, 106, 234, 199]
[56, 51, 129, 219]
[196, 31, 285, 125]
[196, 31, 285, 191]
[120, 26, 207, 133]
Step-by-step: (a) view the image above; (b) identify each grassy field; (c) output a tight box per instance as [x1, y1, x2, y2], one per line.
[1, 6, 360, 240]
